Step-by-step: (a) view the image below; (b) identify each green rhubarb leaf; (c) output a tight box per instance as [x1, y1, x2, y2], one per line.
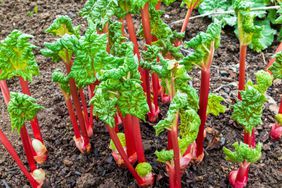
[182, 21, 222, 69]
[232, 86, 266, 133]
[41, 34, 78, 63]
[90, 87, 118, 127]
[207, 94, 226, 116]
[162, 0, 177, 6]
[249, 20, 276, 52]
[0, 30, 39, 81]
[45, 15, 80, 37]
[223, 142, 262, 163]
[269, 52, 282, 79]
[181, 0, 204, 9]
[254, 70, 273, 94]
[233, 0, 262, 45]
[155, 149, 174, 163]
[109, 132, 126, 151]
[80, 0, 118, 31]
[154, 91, 188, 135]
[52, 69, 70, 95]
[69, 28, 108, 88]
[8, 92, 44, 133]
[135, 162, 153, 177]
[275, 114, 282, 125]
[199, 0, 236, 27]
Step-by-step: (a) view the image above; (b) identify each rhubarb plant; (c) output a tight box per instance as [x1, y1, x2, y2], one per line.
[90, 36, 153, 186]
[7, 92, 46, 185]
[226, 70, 273, 187]
[0, 30, 47, 163]
[41, 15, 91, 153]
[181, 21, 222, 161]
[269, 52, 282, 140]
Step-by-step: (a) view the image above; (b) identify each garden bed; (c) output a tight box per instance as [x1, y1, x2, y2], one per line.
[0, 0, 281, 187]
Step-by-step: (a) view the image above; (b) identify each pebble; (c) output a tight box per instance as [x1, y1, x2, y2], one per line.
[63, 158, 73, 167]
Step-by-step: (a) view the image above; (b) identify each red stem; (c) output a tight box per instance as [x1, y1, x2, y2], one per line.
[65, 63, 90, 150]
[0, 80, 10, 104]
[79, 89, 91, 134]
[155, 1, 161, 10]
[131, 116, 146, 162]
[238, 45, 247, 100]
[168, 166, 175, 188]
[123, 114, 136, 157]
[169, 116, 181, 188]
[152, 73, 159, 114]
[63, 94, 81, 139]
[19, 77, 43, 143]
[266, 42, 282, 70]
[88, 84, 95, 130]
[0, 129, 39, 188]
[279, 97, 282, 114]
[106, 125, 144, 185]
[20, 126, 37, 172]
[236, 162, 250, 184]
[196, 69, 210, 158]
[180, 8, 193, 33]
[244, 130, 256, 147]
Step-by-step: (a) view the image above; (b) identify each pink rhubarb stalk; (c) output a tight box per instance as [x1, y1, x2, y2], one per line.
[270, 97, 282, 140]
[0, 129, 40, 188]
[229, 161, 250, 188]
[131, 115, 146, 162]
[79, 89, 93, 137]
[123, 114, 136, 158]
[238, 45, 247, 100]
[266, 42, 282, 70]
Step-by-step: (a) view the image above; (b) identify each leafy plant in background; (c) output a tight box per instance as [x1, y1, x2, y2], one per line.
[41, 16, 92, 153]
[90, 26, 154, 186]
[199, 0, 279, 52]
[268, 52, 282, 140]
[181, 21, 223, 161]
[224, 70, 273, 188]
[0, 30, 47, 164]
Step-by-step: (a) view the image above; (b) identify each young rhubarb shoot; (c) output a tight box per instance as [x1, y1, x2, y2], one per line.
[233, 0, 262, 99]
[223, 142, 262, 188]
[0, 129, 41, 188]
[181, 21, 222, 161]
[269, 52, 282, 140]
[0, 30, 45, 147]
[42, 16, 91, 152]
[8, 92, 45, 176]
[90, 38, 153, 186]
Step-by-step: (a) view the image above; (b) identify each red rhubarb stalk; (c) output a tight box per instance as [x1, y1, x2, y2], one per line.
[79, 89, 92, 137]
[65, 62, 90, 152]
[141, 3, 160, 121]
[19, 77, 43, 143]
[106, 125, 144, 185]
[20, 126, 37, 172]
[169, 114, 181, 188]
[195, 69, 210, 160]
[131, 116, 146, 162]
[244, 130, 256, 147]
[123, 114, 136, 157]
[88, 84, 95, 131]
[0, 80, 10, 104]
[266, 42, 282, 70]
[238, 45, 247, 100]
[0, 129, 39, 188]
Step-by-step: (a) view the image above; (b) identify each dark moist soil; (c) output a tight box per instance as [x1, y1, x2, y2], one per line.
[0, 1, 282, 188]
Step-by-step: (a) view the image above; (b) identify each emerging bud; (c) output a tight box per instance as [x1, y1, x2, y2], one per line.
[32, 139, 47, 164]
[31, 168, 45, 186]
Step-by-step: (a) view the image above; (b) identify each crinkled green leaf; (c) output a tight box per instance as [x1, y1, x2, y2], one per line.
[69, 29, 108, 88]
[182, 22, 222, 69]
[232, 86, 266, 133]
[275, 114, 282, 125]
[181, 0, 204, 8]
[162, 0, 177, 6]
[234, 0, 262, 45]
[52, 69, 70, 94]
[0, 30, 39, 81]
[223, 142, 262, 163]
[249, 20, 276, 52]
[253, 70, 273, 93]
[199, 0, 236, 27]
[178, 109, 200, 154]
[269, 52, 282, 79]
[41, 34, 78, 63]
[155, 150, 174, 163]
[109, 132, 126, 151]
[135, 162, 152, 177]
[207, 94, 226, 116]
[8, 92, 44, 133]
[45, 15, 80, 37]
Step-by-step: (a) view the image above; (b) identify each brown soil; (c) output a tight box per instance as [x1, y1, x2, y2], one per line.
[0, 1, 281, 188]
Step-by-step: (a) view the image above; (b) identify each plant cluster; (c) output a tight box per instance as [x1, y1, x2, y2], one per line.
[0, 0, 281, 188]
